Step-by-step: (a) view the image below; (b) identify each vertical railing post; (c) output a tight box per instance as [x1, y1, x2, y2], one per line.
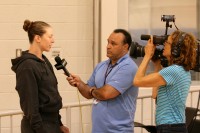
[141, 98, 143, 133]
[66, 107, 71, 132]
[0, 117, 1, 133]
[191, 92, 193, 107]
[10, 116, 12, 133]
[151, 98, 154, 125]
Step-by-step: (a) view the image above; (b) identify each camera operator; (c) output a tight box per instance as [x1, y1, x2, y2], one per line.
[133, 30, 197, 133]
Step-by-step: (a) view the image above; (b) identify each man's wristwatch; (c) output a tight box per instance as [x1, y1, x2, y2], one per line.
[90, 88, 95, 97]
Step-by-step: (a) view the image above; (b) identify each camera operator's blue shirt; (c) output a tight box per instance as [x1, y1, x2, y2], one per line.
[156, 65, 191, 125]
[87, 54, 138, 133]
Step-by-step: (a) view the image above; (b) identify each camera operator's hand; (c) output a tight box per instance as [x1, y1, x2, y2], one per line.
[144, 35, 156, 60]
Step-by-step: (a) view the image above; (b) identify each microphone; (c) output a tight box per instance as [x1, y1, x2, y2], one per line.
[141, 34, 168, 44]
[54, 56, 70, 77]
[141, 34, 151, 40]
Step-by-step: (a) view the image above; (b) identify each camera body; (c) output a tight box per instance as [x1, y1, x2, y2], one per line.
[129, 15, 174, 67]
[130, 34, 168, 60]
[130, 41, 164, 60]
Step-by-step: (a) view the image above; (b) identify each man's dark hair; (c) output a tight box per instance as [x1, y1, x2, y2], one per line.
[113, 29, 132, 49]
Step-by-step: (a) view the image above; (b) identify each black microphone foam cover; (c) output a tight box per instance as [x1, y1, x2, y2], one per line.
[55, 56, 62, 64]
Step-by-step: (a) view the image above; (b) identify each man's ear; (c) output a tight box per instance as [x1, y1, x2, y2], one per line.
[34, 35, 41, 43]
[124, 43, 129, 50]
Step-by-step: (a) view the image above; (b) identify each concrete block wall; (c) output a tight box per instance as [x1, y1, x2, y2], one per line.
[0, 0, 94, 133]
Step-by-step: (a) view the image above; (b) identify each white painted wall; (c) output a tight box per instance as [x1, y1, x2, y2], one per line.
[0, 0, 199, 133]
[100, 0, 129, 61]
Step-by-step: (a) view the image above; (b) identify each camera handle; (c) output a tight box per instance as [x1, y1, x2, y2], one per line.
[165, 20, 172, 35]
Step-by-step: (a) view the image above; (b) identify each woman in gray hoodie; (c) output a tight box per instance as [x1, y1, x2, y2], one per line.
[11, 20, 69, 133]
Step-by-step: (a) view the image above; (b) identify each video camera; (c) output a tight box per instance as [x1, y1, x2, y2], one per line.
[130, 15, 200, 72]
[130, 15, 175, 61]
[130, 34, 168, 60]
[130, 15, 175, 67]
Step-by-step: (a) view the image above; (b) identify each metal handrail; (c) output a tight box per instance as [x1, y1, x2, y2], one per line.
[0, 89, 199, 133]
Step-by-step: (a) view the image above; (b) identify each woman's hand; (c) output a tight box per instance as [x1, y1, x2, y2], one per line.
[144, 35, 156, 60]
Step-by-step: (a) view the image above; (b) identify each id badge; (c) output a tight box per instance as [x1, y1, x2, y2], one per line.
[93, 99, 99, 104]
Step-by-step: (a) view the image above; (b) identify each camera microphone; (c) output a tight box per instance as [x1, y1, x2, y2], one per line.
[141, 34, 151, 40]
[141, 34, 168, 44]
[54, 56, 70, 77]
